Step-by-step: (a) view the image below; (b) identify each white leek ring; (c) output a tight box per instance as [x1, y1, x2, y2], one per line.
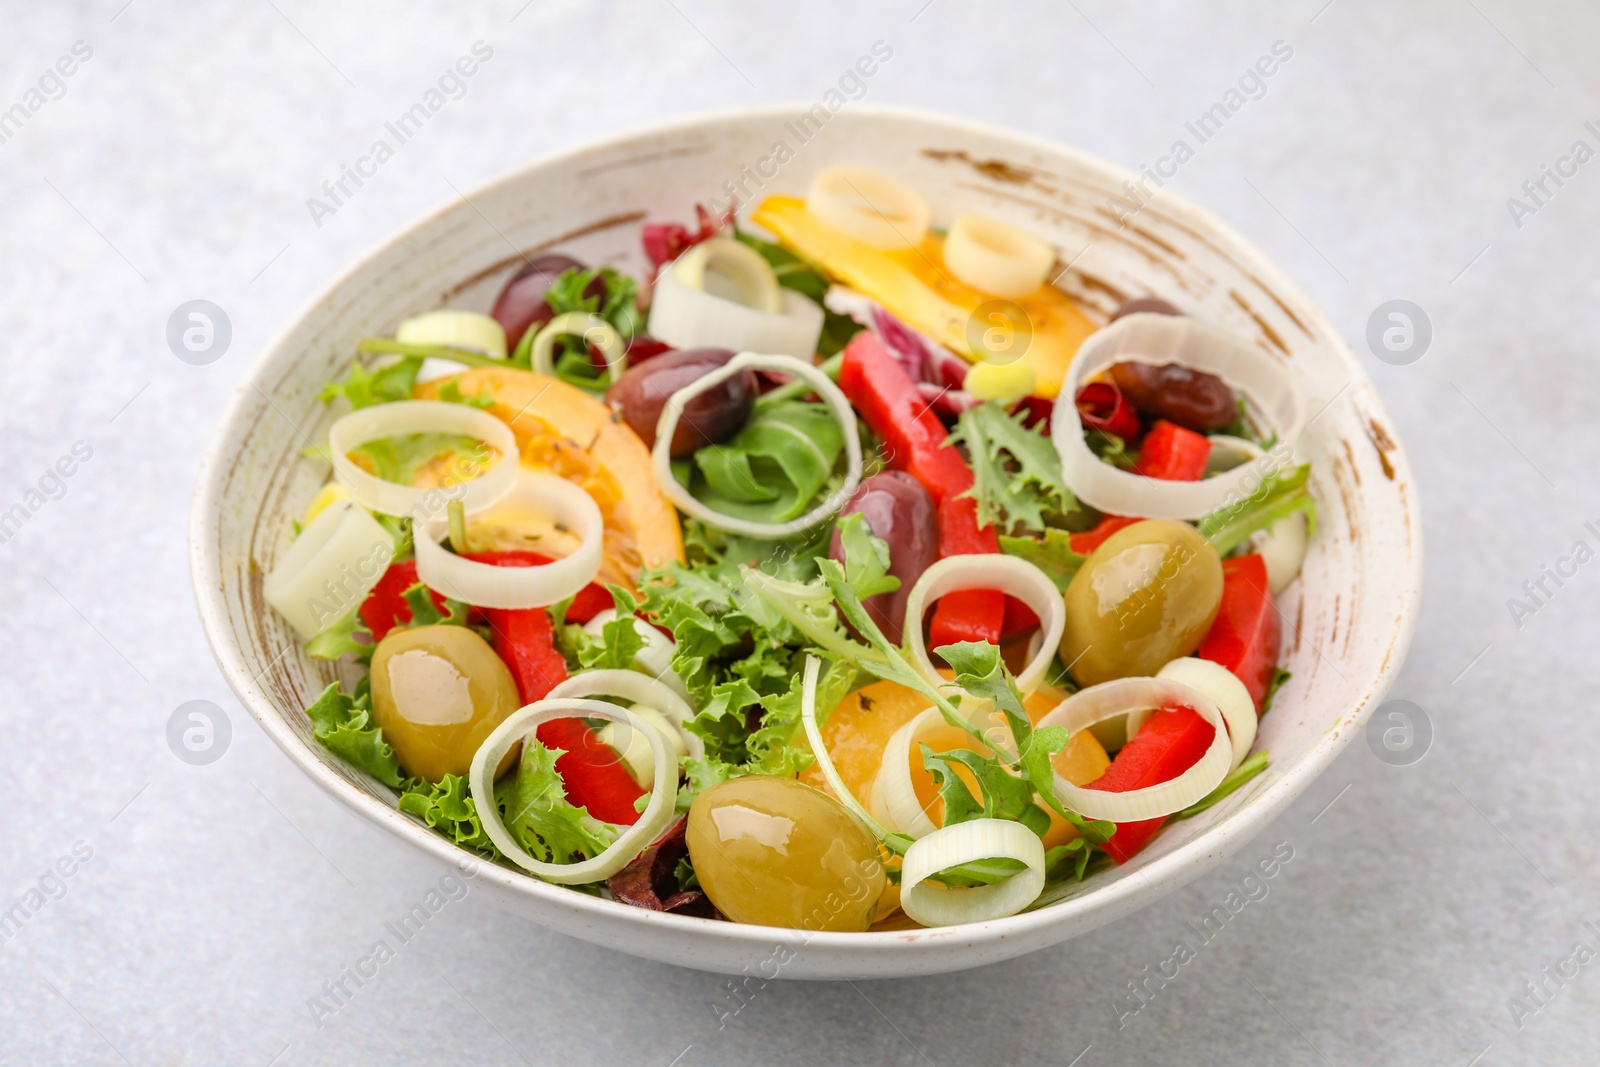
[327, 400, 518, 519]
[942, 215, 1053, 298]
[899, 819, 1046, 927]
[546, 668, 704, 760]
[414, 473, 603, 609]
[529, 311, 626, 387]
[1153, 658, 1256, 771]
[469, 697, 675, 884]
[647, 267, 824, 358]
[806, 166, 930, 249]
[1052, 314, 1306, 520]
[869, 707, 943, 840]
[264, 499, 395, 637]
[902, 554, 1065, 694]
[396, 309, 507, 360]
[653, 353, 862, 539]
[1036, 677, 1232, 821]
[581, 610, 692, 705]
[672, 237, 781, 314]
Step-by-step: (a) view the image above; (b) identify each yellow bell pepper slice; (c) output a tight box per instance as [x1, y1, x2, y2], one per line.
[751, 195, 1097, 397]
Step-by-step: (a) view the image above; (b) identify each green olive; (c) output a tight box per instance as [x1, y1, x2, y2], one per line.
[1060, 520, 1223, 687]
[686, 776, 886, 931]
[368, 624, 521, 783]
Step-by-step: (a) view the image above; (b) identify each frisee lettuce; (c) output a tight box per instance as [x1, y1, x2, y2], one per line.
[303, 680, 404, 787]
[397, 774, 501, 856]
[493, 738, 617, 865]
[949, 402, 1076, 532]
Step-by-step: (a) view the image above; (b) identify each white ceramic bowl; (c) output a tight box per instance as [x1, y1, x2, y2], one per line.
[190, 105, 1422, 979]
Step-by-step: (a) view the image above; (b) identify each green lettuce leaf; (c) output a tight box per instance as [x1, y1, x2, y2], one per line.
[691, 400, 844, 524]
[836, 512, 900, 600]
[1195, 462, 1316, 556]
[997, 529, 1087, 592]
[305, 608, 372, 663]
[397, 774, 500, 855]
[303, 681, 404, 787]
[318, 355, 422, 409]
[949, 402, 1075, 532]
[494, 738, 617, 865]
[345, 432, 486, 487]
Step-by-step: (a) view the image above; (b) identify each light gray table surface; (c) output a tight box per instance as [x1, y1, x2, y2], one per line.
[3, 1, 1598, 1063]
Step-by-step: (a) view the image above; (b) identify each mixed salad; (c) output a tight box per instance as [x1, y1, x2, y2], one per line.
[265, 166, 1316, 932]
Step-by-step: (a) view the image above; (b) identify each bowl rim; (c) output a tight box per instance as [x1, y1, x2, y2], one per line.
[190, 102, 1424, 956]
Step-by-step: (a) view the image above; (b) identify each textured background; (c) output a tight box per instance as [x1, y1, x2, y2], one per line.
[2, 1, 1597, 1064]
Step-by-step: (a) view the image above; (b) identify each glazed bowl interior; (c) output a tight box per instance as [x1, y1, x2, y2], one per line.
[191, 105, 1421, 979]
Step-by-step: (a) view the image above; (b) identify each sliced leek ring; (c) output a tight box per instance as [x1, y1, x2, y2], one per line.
[327, 400, 518, 519]
[469, 697, 675, 884]
[672, 237, 781, 314]
[899, 818, 1046, 927]
[1153, 657, 1256, 771]
[806, 166, 930, 249]
[396, 309, 508, 360]
[869, 707, 944, 839]
[902, 554, 1065, 695]
[646, 267, 824, 358]
[547, 667, 703, 760]
[529, 311, 626, 387]
[942, 215, 1053, 298]
[653, 353, 861, 539]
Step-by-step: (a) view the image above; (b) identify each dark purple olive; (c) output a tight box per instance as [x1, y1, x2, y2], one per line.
[1110, 296, 1182, 321]
[1110, 361, 1236, 432]
[605, 348, 754, 457]
[490, 253, 601, 351]
[827, 472, 938, 645]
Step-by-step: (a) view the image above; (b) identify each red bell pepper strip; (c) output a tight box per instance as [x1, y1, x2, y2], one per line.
[360, 560, 447, 642]
[928, 495, 1005, 647]
[1198, 554, 1281, 713]
[1135, 420, 1211, 481]
[839, 332, 972, 503]
[1069, 515, 1142, 556]
[484, 602, 647, 825]
[462, 550, 612, 624]
[1087, 705, 1216, 864]
[1075, 381, 1142, 440]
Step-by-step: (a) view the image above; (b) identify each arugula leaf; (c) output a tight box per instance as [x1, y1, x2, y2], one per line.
[836, 512, 900, 600]
[920, 744, 1048, 836]
[397, 774, 501, 856]
[949, 402, 1075, 532]
[1043, 839, 1096, 882]
[734, 228, 862, 356]
[1195, 462, 1316, 555]
[305, 608, 372, 663]
[691, 401, 844, 524]
[303, 681, 404, 787]
[319, 356, 422, 409]
[997, 530, 1086, 593]
[494, 738, 617, 865]
[1173, 750, 1269, 820]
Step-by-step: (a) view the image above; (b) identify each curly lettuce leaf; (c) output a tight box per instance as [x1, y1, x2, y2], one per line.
[950, 402, 1075, 532]
[397, 774, 500, 856]
[345, 432, 486, 487]
[318, 355, 422, 409]
[494, 739, 617, 865]
[303, 681, 404, 787]
[305, 608, 372, 663]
